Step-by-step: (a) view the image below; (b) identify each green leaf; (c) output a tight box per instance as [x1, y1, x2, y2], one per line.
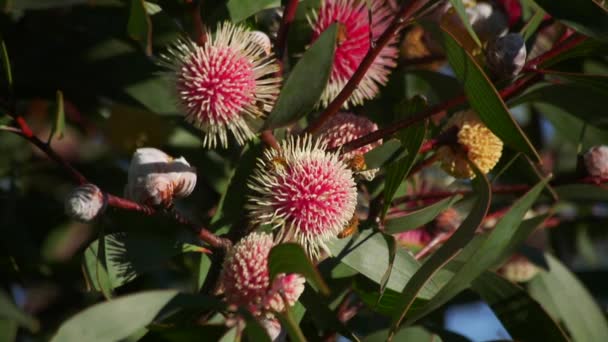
[555, 184, 608, 202]
[211, 141, 264, 232]
[299, 289, 360, 341]
[529, 253, 608, 342]
[389, 164, 491, 334]
[275, 306, 307, 342]
[197, 253, 212, 291]
[540, 38, 608, 67]
[227, 0, 280, 23]
[0, 319, 18, 342]
[127, 0, 152, 55]
[364, 139, 404, 169]
[83, 232, 113, 297]
[48, 90, 65, 142]
[534, 0, 608, 41]
[0, 290, 39, 332]
[84, 232, 201, 290]
[264, 24, 337, 129]
[448, 0, 482, 47]
[327, 229, 441, 299]
[406, 179, 549, 324]
[441, 26, 540, 161]
[268, 243, 330, 296]
[382, 96, 428, 217]
[0, 34, 12, 89]
[521, 7, 546, 41]
[472, 272, 568, 342]
[364, 326, 442, 342]
[384, 195, 462, 234]
[242, 316, 272, 342]
[51, 290, 222, 342]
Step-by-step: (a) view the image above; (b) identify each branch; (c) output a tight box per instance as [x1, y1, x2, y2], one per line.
[306, 0, 428, 133]
[337, 34, 587, 154]
[275, 0, 299, 60]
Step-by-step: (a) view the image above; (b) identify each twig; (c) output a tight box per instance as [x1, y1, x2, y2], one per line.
[190, 0, 207, 46]
[306, 0, 428, 133]
[275, 0, 299, 60]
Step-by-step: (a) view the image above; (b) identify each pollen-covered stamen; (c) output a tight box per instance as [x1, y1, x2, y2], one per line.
[160, 22, 281, 148]
[248, 135, 358, 258]
[309, 0, 398, 108]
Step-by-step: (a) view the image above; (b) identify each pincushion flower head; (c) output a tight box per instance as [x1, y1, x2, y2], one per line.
[65, 184, 104, 222]
[219, 232, 305, 316]
[248, 135, 358, 258]
[160, 22, 281, 148]
[309, 0, 398, 108]
[584, 145, 608, 179]
[125, 148, 197, 207]
[436, 110, 503, 179]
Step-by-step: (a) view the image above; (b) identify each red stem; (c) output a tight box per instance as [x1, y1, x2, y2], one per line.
[275, 0, 299, 60]
[191, 0, 207, 46]
[306, 0, 428, 133]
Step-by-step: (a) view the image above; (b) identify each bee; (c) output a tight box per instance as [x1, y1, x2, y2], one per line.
[338, 214, 359, 239]
[337, 23, 348, 45]
[346, 154, 367, 172]
[268, 154, 289, 172]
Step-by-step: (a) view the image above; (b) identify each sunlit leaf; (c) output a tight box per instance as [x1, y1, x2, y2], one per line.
[268, 243, 330, 296]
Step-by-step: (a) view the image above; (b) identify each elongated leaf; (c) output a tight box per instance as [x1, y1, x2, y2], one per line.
[48, 90, 65, 142]
[0, 290, 39, 332]
[521, 7, 546, 41]
[227, 0, 280, 22]
[327, 230, 440, 299]
[555, 184, 608, 202]
[441, 26, 540, 161]
[384, 195, 462, 234]
[264, 24, 337, 129]
[52, 290, 222, 342]
[389, 164, 491, 335]
[382, 96, 428, 217]
[364, 139, 404, 169]
[0, 34, 12, 88]
[534, 0, 608, 41]
[448, 0, 482, 47]
[472, 272, 568, 342]
[365, 326, 444, 342]
[529, 253, 608, 342]
[275, 306, 307, 342]
[127, 0, 152, 55]
[268, 243, 330, 296]
[299, 289, 360, 341]
[406, 179, 549, 324]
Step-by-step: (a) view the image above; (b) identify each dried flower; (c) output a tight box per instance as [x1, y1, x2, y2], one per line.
[248, 135, 358, 258]
[437, 110, 503, 179]
[219, 232, 305, 316]
[65, 184, 104, 222]
[161, 22, 281, 148]
[584, 145, 608, 179]
[125, 148, 197, 207]
[486, 33, 526, 78]
[309, 0, 398, 108]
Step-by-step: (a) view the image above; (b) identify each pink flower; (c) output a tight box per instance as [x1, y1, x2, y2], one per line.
[584, 145, 608, 179]
[220, 232, 305, 316]
[316, 112, 381, 160]
[309, 0, 398, 108]
[248, 135, 358, 258]
[161, 22, 281, 148]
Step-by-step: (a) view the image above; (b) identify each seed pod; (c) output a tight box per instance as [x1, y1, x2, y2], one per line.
[584, 145, 608, 178]
[485, 33, 527, 78]
[65, 184, 104, 222]
[125, 148, 197, 207]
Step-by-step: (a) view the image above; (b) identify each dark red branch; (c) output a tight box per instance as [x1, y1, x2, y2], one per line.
[306, 0, 428, 133]
[190, 0, 207, 46]
[275, 0, 299, 60]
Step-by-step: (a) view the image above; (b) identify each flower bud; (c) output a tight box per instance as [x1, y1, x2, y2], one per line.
[65, 184, 104, 222]
[125, 148, 197, 207]
[584, 145, 608, 178]
[485, 33, 526, 78]
[468, 3, 509, 43]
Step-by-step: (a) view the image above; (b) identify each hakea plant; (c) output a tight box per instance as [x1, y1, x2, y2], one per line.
[247, 135, 358, 258]
[160, 22, 282, 148]
[5, 0, 608, 341]
[309, 0, 399, 108]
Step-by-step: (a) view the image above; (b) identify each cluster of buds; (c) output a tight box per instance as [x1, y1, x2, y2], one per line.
[124, 148, 197, 207]
[64, 183, 104, 222]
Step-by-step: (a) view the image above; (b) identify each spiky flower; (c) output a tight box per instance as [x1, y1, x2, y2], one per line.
[316, 112, 380, 160]
[161, 22, 281, 148]
[248, 135, 358, 258]
[437, 110, 503, 179]
[125, 148, 197, 207]
[309, 0, 398, 108]
[584, 145, 608, 179]
[220, 232, 305, 316]
[65, 184, 104, 222]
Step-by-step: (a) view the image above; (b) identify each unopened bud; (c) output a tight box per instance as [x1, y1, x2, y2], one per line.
[125, 148, 197, 207]
[469, 3, 509, 43]
[486, 33, 526, 78]
[584, 145, 608, 178]
[65, 184, 104, 222]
